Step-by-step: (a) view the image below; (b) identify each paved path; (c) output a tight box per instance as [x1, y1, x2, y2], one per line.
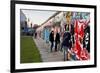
[33, 37, 64, 62]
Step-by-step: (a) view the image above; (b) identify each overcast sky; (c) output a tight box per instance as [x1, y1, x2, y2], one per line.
[21, 9, 57, 25]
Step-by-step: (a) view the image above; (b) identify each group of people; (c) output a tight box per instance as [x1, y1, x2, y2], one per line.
[49, 31, 60, 52]
[49, 30, 72, 51]
[49, 29, 72, 60]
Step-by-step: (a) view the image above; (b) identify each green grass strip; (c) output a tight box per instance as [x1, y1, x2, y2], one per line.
[20, 36, 42, 63]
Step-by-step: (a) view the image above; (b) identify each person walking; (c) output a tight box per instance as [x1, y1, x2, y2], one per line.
[55, 32, 60, 52]
[62, 31, 72, 61]
[49, 31, 54, 52]
[34, 32, 37, 39]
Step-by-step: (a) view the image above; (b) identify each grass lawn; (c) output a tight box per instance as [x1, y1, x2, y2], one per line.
[20, 36, 42, 63]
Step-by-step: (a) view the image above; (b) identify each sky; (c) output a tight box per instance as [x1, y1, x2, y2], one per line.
[21, 9, 57, 26]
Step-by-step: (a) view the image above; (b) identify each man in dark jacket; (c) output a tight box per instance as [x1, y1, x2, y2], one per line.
[49, 31, 54, 52]
[62, 31, 71, 48]
[62, 31, 72, 61]
[55, 32, 60, 51]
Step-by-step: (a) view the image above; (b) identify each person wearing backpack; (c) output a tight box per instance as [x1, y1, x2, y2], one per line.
[62, 31, 72, 61]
